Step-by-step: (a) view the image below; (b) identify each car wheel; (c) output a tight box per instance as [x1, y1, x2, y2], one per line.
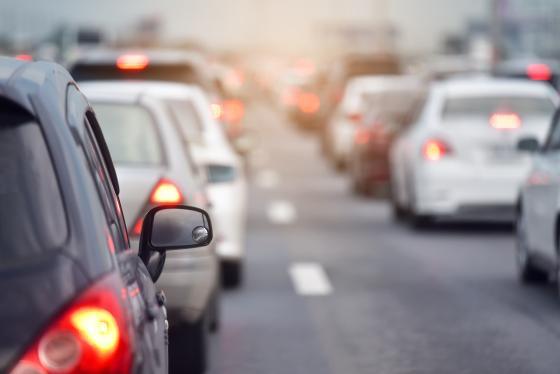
[169, 314, 209, 374]
[391, 199, 407, 222]
[516, 212, 547, 284]
[222, 260, 243, 288]
[409, 212, 432, 229]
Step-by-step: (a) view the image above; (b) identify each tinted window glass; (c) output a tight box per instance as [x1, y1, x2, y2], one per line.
[207, 164, 236, 184]
[442, 96, 555, 123]
[93, 103, 163, 166]
[0, 100, 67, 265]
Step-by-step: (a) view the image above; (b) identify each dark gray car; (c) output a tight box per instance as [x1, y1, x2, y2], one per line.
[0, 57, 213, 374]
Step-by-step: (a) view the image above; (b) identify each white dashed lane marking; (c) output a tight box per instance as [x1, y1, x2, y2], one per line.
[266, 200, 297, 224]
[256, 169, 280, 189]
[289, 263, 333, 296]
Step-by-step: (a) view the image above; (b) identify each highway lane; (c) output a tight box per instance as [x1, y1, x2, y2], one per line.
[209, 103, 560, 374]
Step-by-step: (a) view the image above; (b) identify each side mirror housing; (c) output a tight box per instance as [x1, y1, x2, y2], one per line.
[138, 206, 213, 281]
[517, 137, 540, 153]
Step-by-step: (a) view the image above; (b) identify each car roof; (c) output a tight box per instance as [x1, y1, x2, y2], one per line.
[347, 75, 423, 92]
[434, 77, 558, 98]
[80, 80, 205, 102]
[0, 57, 72, 115]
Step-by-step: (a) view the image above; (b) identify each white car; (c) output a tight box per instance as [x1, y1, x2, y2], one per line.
[81, 81, 221, 374]
[516, 107, 560, 287]
[390, 77, 559, 226]
[163, 84, 248, 287]
[325, 75, 420, 169]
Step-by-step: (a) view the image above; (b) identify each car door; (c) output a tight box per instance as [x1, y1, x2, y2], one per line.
[81, 109, 168, 374]
[524, 110, 560, 261]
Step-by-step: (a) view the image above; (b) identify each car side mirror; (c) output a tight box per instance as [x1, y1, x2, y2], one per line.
[138, 206, 213, 281]
[517, 137, 540, 153]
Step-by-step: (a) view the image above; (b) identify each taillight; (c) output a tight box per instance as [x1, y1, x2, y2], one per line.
[347, 112, 363, 124]
[150, 179, 183, 205]
[527, 63, 552, 81]
[131, 179, 184, 237]
[297, 92, 320, 114]
[422, 139, 451, 161]
[221, 99, 245, 125]
[116, 54, 149, 71]
[354, 128, 371, 145]
[10, 275, 132, 374]
[15, 54, 33, 61]
[489, 112, 521, 130]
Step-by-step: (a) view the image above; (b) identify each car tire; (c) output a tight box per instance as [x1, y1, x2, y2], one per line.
[391, 200, 407, 222]
[222, 260, 243, 288]
[516, 212, 548, 284]
[169, 314, 209, 374]
[409, 212, 432, 229]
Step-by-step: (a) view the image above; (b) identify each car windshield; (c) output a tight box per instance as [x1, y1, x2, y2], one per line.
[442, 96, 555, 122]
[93, 103, 164, 166]
[0, 99, 67, 265]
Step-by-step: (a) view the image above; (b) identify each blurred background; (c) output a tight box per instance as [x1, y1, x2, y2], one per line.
[5, 1, 560, 374]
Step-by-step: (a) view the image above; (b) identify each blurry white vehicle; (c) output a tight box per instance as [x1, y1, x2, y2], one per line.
[390, 77, 559, 226]
[325, 75, 418, 169]
[164, 84, 248, 287]
[515, 107, 560, 287]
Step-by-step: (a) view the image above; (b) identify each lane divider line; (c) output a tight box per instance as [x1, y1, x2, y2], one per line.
[267, 200, 297, 224]
[289, 263, 333, 296]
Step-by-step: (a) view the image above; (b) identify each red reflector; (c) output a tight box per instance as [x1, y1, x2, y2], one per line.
[422, 139, 451, 161]
[489, 112, 521, 130]
[221, 99, 245, 124]
[527, 63, 552, 81]
[15, 54, 33, 61]
[297, 92, 320, 114]
[116, 54, 149, 70]
[354, 128, 371, 145]
[150, 179, 183, 205]
[10, 275, 132, 374]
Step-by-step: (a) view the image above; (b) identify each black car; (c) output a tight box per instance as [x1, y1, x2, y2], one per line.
[0, 57, 213, 374]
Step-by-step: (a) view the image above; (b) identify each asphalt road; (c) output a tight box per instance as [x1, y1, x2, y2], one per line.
[209, 103, 560, 374]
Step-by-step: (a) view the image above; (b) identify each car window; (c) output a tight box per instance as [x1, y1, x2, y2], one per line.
[442, 96, 555, 123]
[544, 110, 560, 151]
[80, 114, 128, 249]
[207, 164, 237, 184]
[93, 103, 164, 166]
[0, 98, 68, 266]
[167, 99, 204, 143]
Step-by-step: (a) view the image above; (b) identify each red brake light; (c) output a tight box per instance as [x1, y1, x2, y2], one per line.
[221, 99, 245, 124]
[297, 92, 320, 114]
[15, 54, 33, 61]
[116, 54, 149, 71]
[527, 63, 552, 81]
[150, 179, 183, 205]
[347, 112, 363, 124]
[10, 275, 132, 374]
[422, 139, 451, 161]
[489, 112, 521, 130]
[354, 128, 371, 145]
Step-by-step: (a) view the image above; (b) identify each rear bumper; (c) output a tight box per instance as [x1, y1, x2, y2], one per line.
[413, 161, 528, 221]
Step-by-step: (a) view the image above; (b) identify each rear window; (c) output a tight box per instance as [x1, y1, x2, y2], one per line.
[72, 63, 197, 84]
[207, 164, 237, 184]
[442, 96, 555, 122]
[93, 103, 164, 166]
[0, 99, 67, 265]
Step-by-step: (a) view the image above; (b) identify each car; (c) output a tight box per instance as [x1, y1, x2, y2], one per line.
[324, 75, 406, 170]
[155, 83, 248, 288]
[0, 57, 213, 374]
[493, 59, 560, 90]
[390, 77, 559, 227]
[80, 81, 220, 374]
[516, 108, 560, 288]
[349, 76, 424, 196]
